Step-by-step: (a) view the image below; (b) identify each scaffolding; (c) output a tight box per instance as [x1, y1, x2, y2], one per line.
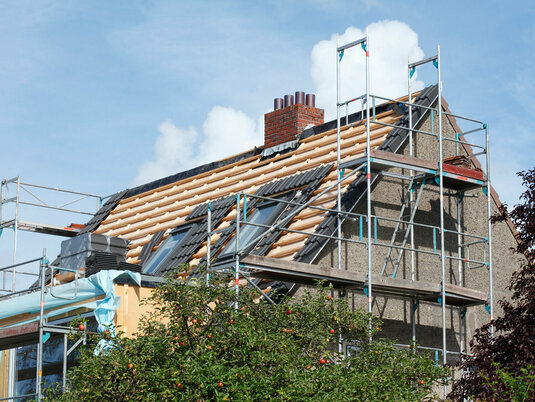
[0, 177, 103, 293]
[205, 36, 493, 398]
[0, 178, 103, 400]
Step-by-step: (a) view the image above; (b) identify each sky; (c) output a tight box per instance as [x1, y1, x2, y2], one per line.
[1, 0, 534, 289]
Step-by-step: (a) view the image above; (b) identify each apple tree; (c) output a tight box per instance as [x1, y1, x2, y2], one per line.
[53, 270, 448, 401]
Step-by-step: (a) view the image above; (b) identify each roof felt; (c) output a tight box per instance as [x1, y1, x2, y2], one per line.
[86, 87, 435, 273]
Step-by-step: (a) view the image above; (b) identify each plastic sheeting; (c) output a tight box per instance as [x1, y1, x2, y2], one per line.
[0, 271, 141, 344]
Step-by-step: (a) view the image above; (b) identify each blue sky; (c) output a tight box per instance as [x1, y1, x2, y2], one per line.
[1, 1, 534, 288]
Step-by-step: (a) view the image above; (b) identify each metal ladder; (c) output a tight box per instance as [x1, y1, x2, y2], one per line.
[380, 175, 426, 278]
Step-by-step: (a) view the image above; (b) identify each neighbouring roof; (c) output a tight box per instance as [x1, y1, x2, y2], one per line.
[84, 85, 439, 274]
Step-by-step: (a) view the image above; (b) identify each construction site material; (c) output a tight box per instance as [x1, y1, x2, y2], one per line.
[60, 233, 129, 271]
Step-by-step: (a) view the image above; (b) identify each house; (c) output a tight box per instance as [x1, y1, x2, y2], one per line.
[0, 83, 522, 397]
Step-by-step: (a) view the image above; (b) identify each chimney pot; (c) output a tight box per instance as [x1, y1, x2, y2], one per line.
[283, 94, 294, 108]
[264, 92, 324, 150]
[305, 94, 315, 108]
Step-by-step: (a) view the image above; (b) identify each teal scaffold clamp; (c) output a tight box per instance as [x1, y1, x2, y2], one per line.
[339, 168, 346, 180]
[413, 299, 420, 312]
[460, 307, 467, 319]
[0, 228, 2, 238]
[433, 58, 438, 69]
[485, 303, 491, 315]
[409, 67, 416, 79]
[243, 195, 247, 223]
[363, 287, 369, 297]
[42, 332, 51, 344]
[361, 42, 367, 52]
[42, 257, 50, 265]
[458, 191, 465, 203]
[437, 296, 443, 306]
[339, 50, 344, 62]
[482, 187, 488, 196]
[482, 123, 488, 130]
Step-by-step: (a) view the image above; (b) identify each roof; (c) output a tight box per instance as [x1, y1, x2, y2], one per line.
[84, 85, 439, 274]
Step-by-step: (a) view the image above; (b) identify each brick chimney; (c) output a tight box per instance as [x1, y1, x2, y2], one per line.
[264, 91, 324, 149]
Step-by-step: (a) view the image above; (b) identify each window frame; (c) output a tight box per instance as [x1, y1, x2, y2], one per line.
[141, 224, 193, 274]
[218, 191, 295, 260]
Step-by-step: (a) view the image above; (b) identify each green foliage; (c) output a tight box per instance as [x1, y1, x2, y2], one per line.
[52, 270, 447, 401]
[482, 363, 535, 401]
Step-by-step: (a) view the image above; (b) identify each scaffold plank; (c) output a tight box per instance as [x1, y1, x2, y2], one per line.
[241, 255, 486, 307]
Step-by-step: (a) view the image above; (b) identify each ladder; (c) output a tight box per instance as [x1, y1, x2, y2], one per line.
[380, 175, 426, 278]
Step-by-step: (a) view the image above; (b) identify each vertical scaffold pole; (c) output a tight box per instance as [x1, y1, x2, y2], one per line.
[485, 125, 494, 337]
[1, 180, 5, 291]
[436, 45, 448, 397]
[207, 203, 211, 286]
[365, 29, 372, 321]
[12, 176, 21, 292]
[336, 38, 342, 273]
[408, 57, 416, 345]
[457, 194, 464, 354]
[235, 195, 240, 310]
[36, 249, 47, 400]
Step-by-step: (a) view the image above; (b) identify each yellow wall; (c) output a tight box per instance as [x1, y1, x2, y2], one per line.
[0, 350, 9, 398]
[113, 284, 155, 338]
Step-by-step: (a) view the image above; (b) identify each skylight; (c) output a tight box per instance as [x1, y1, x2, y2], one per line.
[142, 226, 190, 274]
[220, 197, 288, 258]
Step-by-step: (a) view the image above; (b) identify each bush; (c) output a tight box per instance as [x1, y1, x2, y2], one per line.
[54, 270, 448, 401]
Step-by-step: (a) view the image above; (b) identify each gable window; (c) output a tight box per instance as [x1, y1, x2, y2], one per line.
[142, 225, 191, 274]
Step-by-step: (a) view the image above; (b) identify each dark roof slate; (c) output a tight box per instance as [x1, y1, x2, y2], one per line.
[78, 190, 129, 235]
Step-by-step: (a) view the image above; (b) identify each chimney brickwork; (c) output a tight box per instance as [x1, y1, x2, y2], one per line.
[264, 103, 324, 149]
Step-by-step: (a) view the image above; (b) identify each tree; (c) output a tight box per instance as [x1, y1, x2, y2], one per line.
[52, 270, 447, 401]
[450, 168, 535, 400]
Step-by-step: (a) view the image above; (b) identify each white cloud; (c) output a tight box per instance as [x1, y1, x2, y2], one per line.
[133, 121, 198, 185]
[311, 21, 425, 120]
[133, 107, 262, 185]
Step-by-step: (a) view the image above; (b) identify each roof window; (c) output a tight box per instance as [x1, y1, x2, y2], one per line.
[142, 225, 191, 274]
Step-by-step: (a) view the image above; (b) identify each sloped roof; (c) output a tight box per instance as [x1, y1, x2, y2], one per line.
[86, 85, 438, 271]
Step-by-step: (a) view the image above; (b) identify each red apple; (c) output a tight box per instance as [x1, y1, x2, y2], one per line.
[319, 359, 326, 364]
[306, 365, 311, 369]
[326, 360, 331, 364]
[174, 336, 179, 341]
[179, 341, 185, 346]
[329, 329, 335, 334]
[419, 380, 424, 385]
[286, 310, 291, 315]
[78, 323, 85, 331]
[192, 319, 198, 324]
[218, 382, 224, 387]
[176, 382, 182, 389]
[326, 295, 332, 300]
[128, 363, 134, 369]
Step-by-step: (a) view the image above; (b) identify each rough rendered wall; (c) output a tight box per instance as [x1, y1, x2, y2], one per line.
[311, 101, 521, 363]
